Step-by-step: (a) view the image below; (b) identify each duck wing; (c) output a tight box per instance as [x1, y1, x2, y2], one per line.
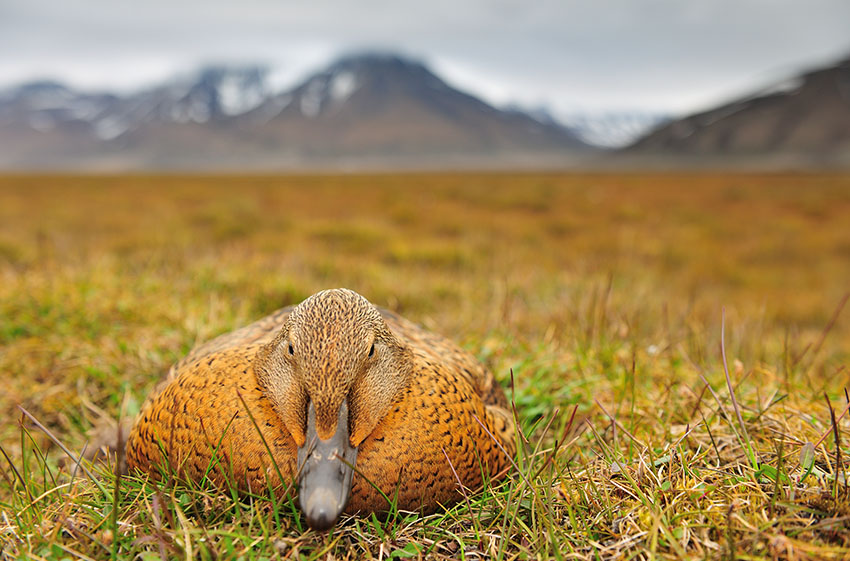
[159, 306, 294, 390]
[377, 308, 509, 409]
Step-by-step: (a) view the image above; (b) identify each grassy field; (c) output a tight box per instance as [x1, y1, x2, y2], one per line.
[1, 172, 850, 560]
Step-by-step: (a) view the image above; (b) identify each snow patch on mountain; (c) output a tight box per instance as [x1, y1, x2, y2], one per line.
[560, 111, 670, 147]
[330, 71, 357, 102]
[217, 72, 268, 116]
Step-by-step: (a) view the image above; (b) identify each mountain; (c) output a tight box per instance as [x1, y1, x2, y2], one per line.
[626, 56, 850, 164]
[0, 54, 591, 170]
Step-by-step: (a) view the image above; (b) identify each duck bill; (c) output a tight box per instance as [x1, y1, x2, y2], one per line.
[297, 399, 358, 531]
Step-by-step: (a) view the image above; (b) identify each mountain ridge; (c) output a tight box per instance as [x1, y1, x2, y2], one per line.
[0, 53, 594, 170]
[626, 55, 850, 164]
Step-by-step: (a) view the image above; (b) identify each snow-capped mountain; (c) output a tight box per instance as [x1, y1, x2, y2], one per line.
[237, 54, 591, 160]
[0, 81, 117, 133]
[94, 65, 273, 138]
[0, 66, 276, 140]
[0, 54, 592, 169]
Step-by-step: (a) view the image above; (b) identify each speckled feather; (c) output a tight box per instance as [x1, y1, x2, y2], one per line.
[126, 290, 515, 514]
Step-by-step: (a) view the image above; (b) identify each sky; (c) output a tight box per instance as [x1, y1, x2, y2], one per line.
[1, 0, 849, 117]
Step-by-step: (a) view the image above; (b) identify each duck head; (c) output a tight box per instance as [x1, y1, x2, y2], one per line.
[254, 289, 413, 530]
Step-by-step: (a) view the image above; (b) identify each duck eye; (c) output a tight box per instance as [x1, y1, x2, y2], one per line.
[368, 343, 375, 357]
[288, 343, 294, 355]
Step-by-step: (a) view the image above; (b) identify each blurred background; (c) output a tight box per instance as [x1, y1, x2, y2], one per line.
[1, 0, 849, 170]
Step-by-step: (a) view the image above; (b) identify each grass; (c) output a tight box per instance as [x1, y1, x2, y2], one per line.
[1, 172, 850, 559]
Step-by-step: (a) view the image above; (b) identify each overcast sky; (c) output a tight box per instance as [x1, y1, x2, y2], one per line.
[1, 0, 848, 116]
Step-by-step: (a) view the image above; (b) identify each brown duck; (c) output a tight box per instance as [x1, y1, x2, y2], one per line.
[126, 288, 515, 529]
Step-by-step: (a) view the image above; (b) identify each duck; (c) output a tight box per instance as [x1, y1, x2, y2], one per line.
[126, 288, 516, 530]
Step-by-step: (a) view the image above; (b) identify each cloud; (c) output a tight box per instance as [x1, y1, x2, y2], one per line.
[1, 0, 848, 114]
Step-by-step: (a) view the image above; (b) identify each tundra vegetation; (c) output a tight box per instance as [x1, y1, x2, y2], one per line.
[1, 173, 849, 560]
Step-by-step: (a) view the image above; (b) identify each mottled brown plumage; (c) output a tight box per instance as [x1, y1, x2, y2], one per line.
[126, 288, 515, 523]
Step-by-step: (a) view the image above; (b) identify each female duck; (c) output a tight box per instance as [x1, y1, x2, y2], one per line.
[126, 288, 515, 530]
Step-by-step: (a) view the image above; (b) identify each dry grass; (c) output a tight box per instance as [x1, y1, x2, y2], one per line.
[1, 172, 850, 560]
